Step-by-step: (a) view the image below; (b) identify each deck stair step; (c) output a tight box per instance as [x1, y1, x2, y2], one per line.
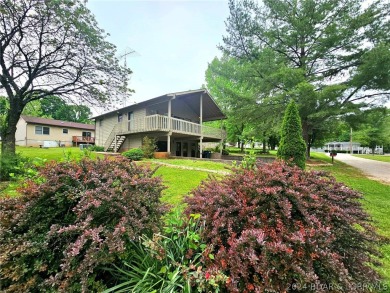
[105, 135, 126, 152]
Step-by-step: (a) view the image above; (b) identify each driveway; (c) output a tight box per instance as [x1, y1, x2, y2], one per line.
[335, 153, 390, 184]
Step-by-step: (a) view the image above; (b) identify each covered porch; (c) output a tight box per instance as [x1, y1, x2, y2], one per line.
[104, 89, 226, 156]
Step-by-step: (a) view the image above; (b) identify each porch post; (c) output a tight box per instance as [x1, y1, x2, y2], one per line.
[168, 95, 174, 131]
[168, 98, 171, 117]
[200, 93, 203, 125]
[199, 93, 203, 158]
[199, 137, 203, 158]
[114, 135, 117, 152]
[220, 118, 223, 155]
[167, 132, 171, 155]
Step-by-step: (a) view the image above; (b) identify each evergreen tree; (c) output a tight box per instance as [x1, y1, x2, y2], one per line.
[277, 100, 306, 169]
[219, 0, 390, 157]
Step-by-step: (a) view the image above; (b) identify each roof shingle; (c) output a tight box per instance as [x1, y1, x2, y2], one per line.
[21, 115, 95, 130]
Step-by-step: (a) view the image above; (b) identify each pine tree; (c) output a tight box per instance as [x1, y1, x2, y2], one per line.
[277, 100, 306, 169]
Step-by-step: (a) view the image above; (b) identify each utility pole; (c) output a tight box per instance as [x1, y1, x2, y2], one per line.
[350, 127, 353, 154]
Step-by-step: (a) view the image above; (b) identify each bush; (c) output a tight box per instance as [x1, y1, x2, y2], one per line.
[141, 136, 157, 159]
[0, 153, 28, 181]
[0, 157, 167, 292]
[277, 100, 307, 169]
[105, 211, 225, 292]
[122, 148, 144, 161]
[185, 160, 381, 293]
[89, 145, 104, 151]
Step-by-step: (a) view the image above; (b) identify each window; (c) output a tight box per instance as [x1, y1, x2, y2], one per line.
[99, 119, 103, 126]
[35, 126, 50, 135]
[118, 113, 123, 122]
[63, 128, 68, 134]
[128, 111, 134, 120]
[82, 131, 91, 137]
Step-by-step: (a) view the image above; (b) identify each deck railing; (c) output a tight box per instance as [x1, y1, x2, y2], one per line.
[72, 136, 95, 143]
[115, 114, 225, 139]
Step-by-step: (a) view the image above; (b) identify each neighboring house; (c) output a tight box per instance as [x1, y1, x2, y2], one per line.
[15, 115, 95, 147]
[324, 141, 383, 154]
[93, 89, 226, 157]
[324, 141, 361, 152]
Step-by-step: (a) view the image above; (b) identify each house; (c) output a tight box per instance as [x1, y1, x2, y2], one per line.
[324, 141, 361, 152]
[324, 141, 383, 154]
[93, 89, 226, 158]
[15, 115, 95, 147]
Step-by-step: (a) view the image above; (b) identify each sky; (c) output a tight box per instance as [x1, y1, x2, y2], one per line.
[86, 0, 230, 112]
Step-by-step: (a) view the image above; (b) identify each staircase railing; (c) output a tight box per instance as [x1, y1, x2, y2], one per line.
[103, 124, 120, 151]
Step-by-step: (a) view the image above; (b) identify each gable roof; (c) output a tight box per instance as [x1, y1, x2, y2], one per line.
[21, 115, 95, 130]
[92, 89, 226, 122]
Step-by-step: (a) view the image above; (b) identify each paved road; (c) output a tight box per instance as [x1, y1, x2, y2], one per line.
[335, 153, 390, 184]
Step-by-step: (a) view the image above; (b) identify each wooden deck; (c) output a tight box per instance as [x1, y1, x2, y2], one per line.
[72, 136, 95, 144]
[114, 114, 225, 140]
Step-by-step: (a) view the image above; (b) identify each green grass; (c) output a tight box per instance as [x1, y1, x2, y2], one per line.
[226, 147, 277, 157]
[155, 166, 210, 206]
[310, 152, 390, 287]
[139, 160, 226, 206]
[353, 154, 390, 163]
[150, 158, 230, 172]
[14, 146, 102, 161]
[0, 147, 104, 197]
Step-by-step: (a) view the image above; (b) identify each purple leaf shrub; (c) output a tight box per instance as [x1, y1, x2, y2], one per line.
[185, 160, 381, 293]
[0, 157, 167, 292]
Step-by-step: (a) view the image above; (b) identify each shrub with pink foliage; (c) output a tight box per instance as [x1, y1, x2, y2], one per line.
[0, 157, 167, 292]
[185, 160, 382, 293]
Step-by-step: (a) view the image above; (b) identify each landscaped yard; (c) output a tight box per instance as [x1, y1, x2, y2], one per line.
[1, 147, 389, 290]
[353, 154, 390, 163]
[13, 146, 103, 161]
[310, 152, 390, 287]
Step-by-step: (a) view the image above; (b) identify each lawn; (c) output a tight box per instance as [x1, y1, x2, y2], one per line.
[310, 152, 390, 287]
[13, 146, 102, 161]
[1, 148, 389, 289]
[150, 158, 231, 172]
[353, 154, 390, 163]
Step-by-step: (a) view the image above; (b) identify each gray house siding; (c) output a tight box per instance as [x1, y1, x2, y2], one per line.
[96, 108, 146, 147]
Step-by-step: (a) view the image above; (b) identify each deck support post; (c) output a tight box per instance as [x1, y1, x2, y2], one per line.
[114, 135, 117, 152]
[220, 118, 224, 155]
[168, 95, 174, 131]
[199, 136, 203, 158]
[199, 93, 203, 158]
[167, 132, 171, 155]
[200, 93, 203, 126]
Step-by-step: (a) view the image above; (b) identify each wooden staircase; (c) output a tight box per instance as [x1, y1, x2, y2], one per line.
[105, 135, 126, 152]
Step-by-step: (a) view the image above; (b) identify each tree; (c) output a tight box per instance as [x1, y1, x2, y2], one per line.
[0, 96, 7, 137]
[277, 100, 306, 169]
[206, 56, 281, 151]
[22, 100, 44, 117]
[40, 96, 92, 124]
[0, 0, 130, 158]
[219, 0, 390, 157]
[351, 107, 389, 154]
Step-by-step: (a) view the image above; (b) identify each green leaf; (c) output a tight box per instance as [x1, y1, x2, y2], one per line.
[159, 266, 167, 274]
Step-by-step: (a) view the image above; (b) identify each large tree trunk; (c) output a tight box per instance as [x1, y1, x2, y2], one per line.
[1, 98, 23, 158]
